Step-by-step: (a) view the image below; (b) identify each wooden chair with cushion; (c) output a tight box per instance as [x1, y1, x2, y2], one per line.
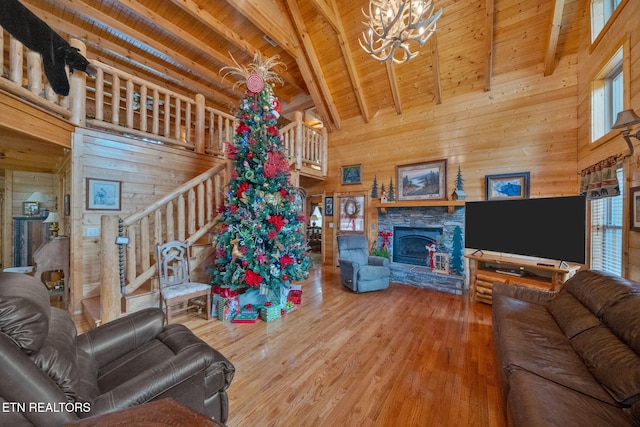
[157, 240, 211, 323]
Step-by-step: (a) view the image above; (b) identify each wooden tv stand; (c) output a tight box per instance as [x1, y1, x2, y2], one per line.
[466, 253, 581, 304]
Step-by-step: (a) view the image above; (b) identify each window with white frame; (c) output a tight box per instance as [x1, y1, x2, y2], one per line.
[591, 0, 622, 42]
[591, 47, 623, 142]
[590, 167, 623, 275]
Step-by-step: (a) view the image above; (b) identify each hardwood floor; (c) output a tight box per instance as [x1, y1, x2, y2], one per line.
[74, 264, 507, 426]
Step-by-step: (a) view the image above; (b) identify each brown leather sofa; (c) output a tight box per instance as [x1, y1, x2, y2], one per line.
[0, 272, 234, 426]
[492, 270, 640, 426]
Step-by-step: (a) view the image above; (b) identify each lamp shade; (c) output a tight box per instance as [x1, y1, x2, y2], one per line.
[26, 192, 46, 203]
[43, 212, 60, 223]
[612, 109, 640, 129]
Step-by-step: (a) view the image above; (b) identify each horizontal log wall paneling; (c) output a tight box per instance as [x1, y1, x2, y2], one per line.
[320, 56, 579, 262]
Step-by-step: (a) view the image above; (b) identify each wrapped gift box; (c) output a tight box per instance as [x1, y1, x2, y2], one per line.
[282, 301, 296, 314]
[217, 294, 240, 321]
[259, 303, 281, 322]
[232, 305, 259, 323]
[287, 284, 302, 305]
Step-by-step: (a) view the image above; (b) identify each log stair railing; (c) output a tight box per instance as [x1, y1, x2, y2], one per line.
[95, 164, 227, 324]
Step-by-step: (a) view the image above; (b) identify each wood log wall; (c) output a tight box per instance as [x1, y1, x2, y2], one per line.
[314, 54, 579, 263]
[315, 1, 640, 280]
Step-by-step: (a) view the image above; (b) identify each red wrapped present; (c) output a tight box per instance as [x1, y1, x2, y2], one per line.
[287, 284, 302, 305]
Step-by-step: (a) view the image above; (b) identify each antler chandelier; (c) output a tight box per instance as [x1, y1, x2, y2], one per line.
[359, 0, 442, 64]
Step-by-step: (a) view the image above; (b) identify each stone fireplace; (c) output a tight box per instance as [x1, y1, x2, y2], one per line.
[377, 205, 465, 295]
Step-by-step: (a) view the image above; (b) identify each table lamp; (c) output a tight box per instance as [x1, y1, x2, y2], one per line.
[43, 211, 60, 238]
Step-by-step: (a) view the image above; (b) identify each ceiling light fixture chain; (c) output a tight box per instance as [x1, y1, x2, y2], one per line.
[360, 0, 442, 64]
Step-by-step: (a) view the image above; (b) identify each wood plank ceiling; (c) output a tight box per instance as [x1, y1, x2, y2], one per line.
[12, 0, 581, 133]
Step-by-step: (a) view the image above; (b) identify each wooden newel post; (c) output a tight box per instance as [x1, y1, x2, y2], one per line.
[294, 111, 303, 171]
[69, 38, 87, 126]
[101, 215, 121, 323]
[195, 93, 205, 154]
[321, 127, 328, 177]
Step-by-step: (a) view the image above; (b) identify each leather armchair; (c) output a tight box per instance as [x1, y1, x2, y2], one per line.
[0, 272, 234, 426]
[337, 234, 390, 293]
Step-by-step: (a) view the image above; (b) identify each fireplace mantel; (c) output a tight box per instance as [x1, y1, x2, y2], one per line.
[371, 200, 465, 214]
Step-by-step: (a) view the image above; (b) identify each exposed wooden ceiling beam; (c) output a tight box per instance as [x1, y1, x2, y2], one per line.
[225, 0, 299, 59]
[544, 0, 566, 76]
[431, 34, 442, 105]
[22, 2, 238, 109]
[284, 0, 341, 129]
[386, 62, 402, 115]
[310, 0, 340, 33]
[164, 0, 305, 96]
[326, 0, 370, 122]
[484, 0, 495, 91]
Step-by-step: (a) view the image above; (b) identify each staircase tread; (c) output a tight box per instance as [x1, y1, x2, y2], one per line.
[81, 296, 101, 328]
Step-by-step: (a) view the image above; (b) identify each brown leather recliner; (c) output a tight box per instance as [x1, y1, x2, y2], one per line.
[0, 272, 234, 426]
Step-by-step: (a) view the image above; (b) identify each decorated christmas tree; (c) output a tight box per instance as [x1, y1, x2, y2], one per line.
[210, 54, 311, 302]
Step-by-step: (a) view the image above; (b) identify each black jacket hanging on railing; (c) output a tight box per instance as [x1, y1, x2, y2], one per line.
[0, 0, 95, 96]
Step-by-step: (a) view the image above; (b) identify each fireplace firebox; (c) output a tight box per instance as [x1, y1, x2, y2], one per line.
[393, 226, 443, 267]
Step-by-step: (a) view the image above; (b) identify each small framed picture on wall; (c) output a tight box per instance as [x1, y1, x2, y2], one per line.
[630, 186, 640, 232]
[325, 196, 334, 216]
[485, 172, 530, 200]
[86, 178, 122, 211]
[341, 164, 362, 185]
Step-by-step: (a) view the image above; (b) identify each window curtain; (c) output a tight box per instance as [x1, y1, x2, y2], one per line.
[580, 156, 621, 200]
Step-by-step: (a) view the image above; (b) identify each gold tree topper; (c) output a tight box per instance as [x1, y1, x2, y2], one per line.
[221, 53, 285, 92]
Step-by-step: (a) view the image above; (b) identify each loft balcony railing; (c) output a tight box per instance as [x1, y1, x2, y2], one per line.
[0, 35, 327, 175]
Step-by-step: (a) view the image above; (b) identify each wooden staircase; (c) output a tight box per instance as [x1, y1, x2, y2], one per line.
[83, 164, 227, 327]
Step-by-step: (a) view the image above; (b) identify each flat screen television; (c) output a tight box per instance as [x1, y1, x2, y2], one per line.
[464, 195, 586, 264]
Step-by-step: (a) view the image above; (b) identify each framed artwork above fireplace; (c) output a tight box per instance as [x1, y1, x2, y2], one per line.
[397, 159, 447, 201]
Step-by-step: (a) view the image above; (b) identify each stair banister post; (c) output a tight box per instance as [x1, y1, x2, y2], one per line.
[69, 39, 87, 126]
[9, 37, 23, 85]
[101, 214, 121, 323]
[295, 111, 303, 171]
[322, 127, 328, 177]
[26, 50, 42, 95]
[195, 94, 205, 154]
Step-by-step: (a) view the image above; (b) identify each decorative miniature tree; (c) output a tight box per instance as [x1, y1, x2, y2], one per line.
[388, 178, 395, 201]
[452, 166, 466, 200]
[371, 175, 379, 198]
[450, 225, 464, 274]
[210, 54, 311, 301]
